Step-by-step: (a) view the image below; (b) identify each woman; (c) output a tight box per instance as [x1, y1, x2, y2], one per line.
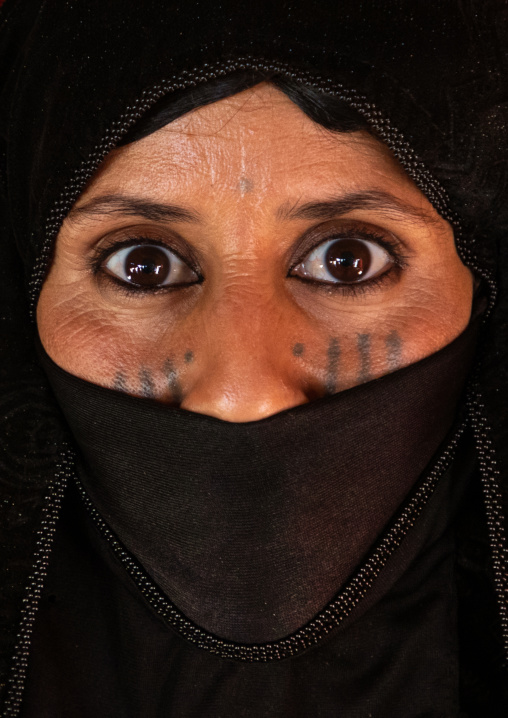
[1, 1, 507, 715]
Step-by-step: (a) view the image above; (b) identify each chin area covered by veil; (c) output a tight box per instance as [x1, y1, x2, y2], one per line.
[1, 2, 508, 717]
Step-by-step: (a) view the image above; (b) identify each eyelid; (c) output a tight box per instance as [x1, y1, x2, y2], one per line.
[90, 233, 202, 278]
[105, 243, 199, 287]
[292, 236, 394, 286]
[287, 219, 409, 273]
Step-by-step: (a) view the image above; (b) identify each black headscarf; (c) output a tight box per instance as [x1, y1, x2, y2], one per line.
[1, 0, 507, 712]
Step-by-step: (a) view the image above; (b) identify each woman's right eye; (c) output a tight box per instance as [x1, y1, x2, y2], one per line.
[102, 243, 199, 288]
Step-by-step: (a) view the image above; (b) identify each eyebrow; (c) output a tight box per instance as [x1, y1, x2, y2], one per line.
[276, 190, 439, 225]
[67, 194, 201, 223]
[67, 189, 438, 227]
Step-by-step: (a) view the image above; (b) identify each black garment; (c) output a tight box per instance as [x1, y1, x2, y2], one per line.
[1, 1, 508, 715]
[37, 323, 477, 646]
[19, 321, 477, 717]
[21, 452, 473, 718]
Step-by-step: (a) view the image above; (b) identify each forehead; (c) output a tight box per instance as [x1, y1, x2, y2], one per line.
[75, 83, 431, 216]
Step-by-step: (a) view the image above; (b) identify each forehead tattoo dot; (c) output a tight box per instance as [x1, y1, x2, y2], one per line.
[238, 177, 254, 194]
[292, 343, 305, 357]
[184, 350, 194, 364]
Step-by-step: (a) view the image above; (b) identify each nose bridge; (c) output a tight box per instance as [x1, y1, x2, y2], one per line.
[179, 281, 312, 422]
[217, 278, 278, 348]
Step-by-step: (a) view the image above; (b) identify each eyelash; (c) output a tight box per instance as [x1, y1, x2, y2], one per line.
[90, 236, 202, 296]
[288, 227, 408, 297]
[90, 227, 408, 298]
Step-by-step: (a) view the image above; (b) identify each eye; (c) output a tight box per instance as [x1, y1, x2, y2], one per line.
[102, 243, 199, 288]
[291, 236, 394, 285]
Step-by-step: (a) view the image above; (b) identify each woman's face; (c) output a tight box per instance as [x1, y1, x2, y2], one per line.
[37, 84, 473, 422]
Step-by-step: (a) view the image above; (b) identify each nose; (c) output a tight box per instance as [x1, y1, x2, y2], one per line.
[179, 287, 320, 422]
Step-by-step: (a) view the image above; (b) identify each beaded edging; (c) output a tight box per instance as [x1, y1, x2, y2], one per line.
[75, 422, 466, 663]
[468, 388, 508, 664]
[1, 450, 71, 717]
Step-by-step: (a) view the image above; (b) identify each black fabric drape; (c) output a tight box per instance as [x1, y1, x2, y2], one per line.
[37, 321, 478, 645]
[1, 0, 508, 712]
[21, 322, 478, 717]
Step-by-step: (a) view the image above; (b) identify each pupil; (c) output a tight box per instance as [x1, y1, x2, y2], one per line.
[125, 246, 170, 287]
[339, 251, 357, 268]
[325, 239, 371, 283]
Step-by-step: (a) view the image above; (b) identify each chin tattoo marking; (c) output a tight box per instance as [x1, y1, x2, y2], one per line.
[386, 330, 403, 370]
[184, 350, 194, 364]
[139, 367, 156, 399]
[292, 343, 305, 357]
[165, 358, 183, 403]
[325, 337, 341, 394]
[357, 333, 371, 383]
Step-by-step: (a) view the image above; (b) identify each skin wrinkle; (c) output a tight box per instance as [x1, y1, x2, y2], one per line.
[41, 303, 111, 356]
[170, 88, 259, 138]
[37, 84, 474, 422]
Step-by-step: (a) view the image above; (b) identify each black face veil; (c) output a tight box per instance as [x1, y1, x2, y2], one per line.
[1, 0, 508, 715]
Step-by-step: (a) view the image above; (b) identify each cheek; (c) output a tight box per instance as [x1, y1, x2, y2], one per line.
[389, 255, 473, 362]
[37, 281, 194, 395]
[292, 253, 473, 389]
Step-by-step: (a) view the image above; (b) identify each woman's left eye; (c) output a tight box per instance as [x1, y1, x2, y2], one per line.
[102, 243, 199, 288]
[291, 236, 394, 285]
